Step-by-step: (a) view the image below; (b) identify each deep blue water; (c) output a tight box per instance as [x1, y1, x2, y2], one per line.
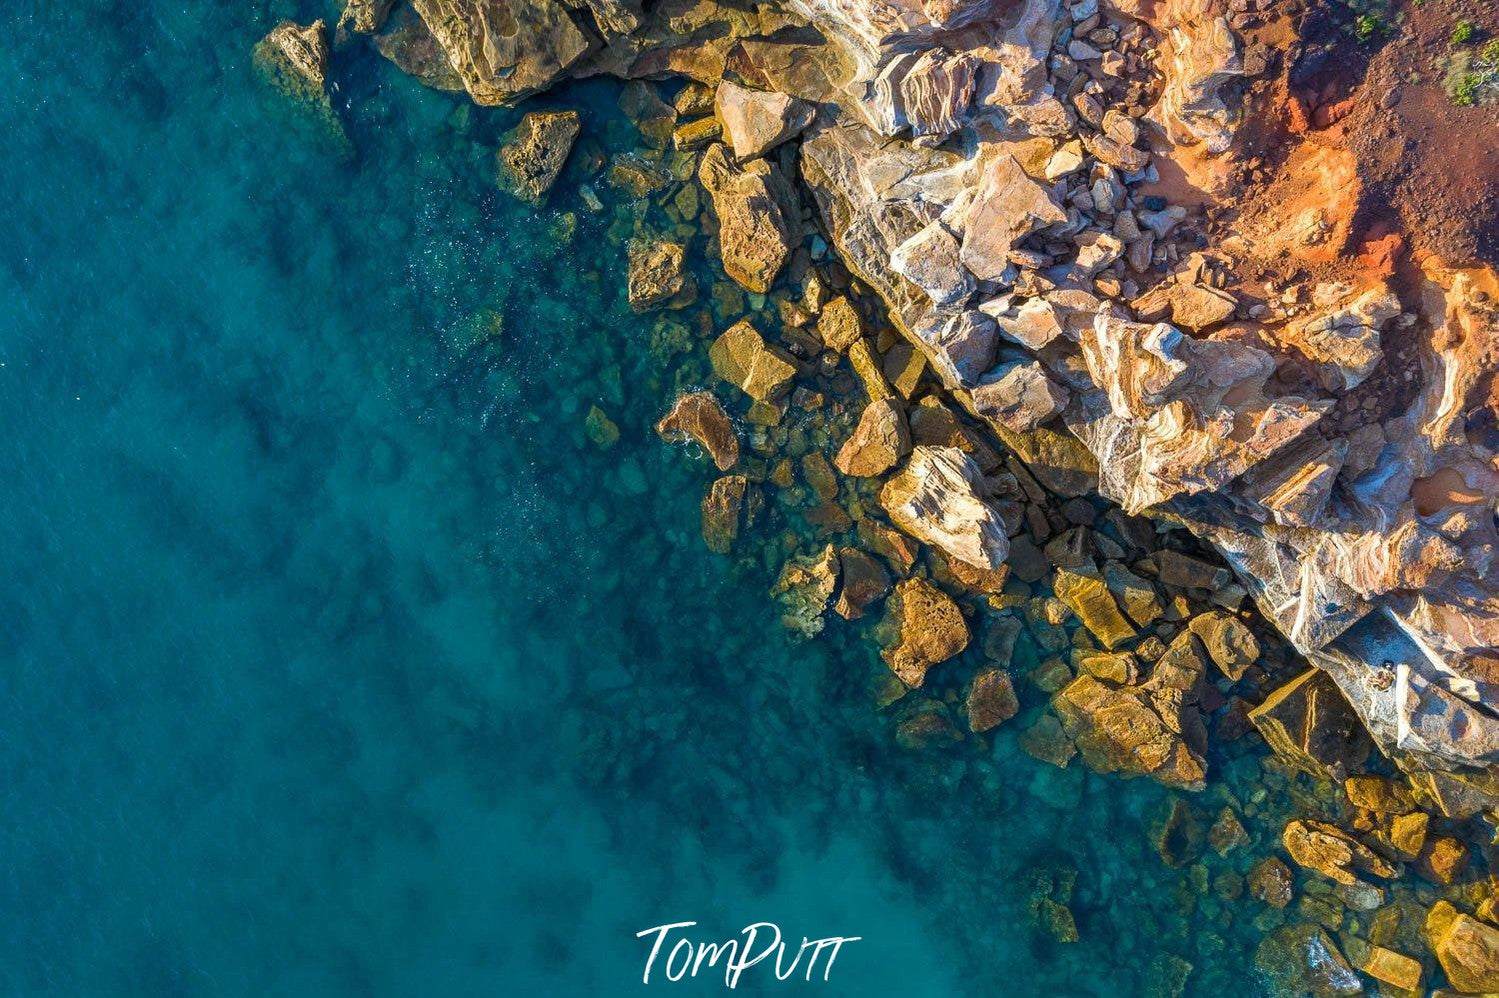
[0, 3, 1293, 995]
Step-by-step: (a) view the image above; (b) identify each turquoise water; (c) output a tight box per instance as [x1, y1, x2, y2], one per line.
[0, 3, 1297, 995]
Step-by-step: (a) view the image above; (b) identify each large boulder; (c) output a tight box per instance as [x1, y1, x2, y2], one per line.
[408, 0, 594, 106]
[701, 475, 747, 553]
[698, 143, 799, 293]
[1248, 668, 1371, 778]
[880, 577, 969, 687]
[253, 20, 332, 103]
[1427, 901, 1499, 994]
[879, 446, 1008, 571]
[970, 360, 1069, 434]
[714, 79, 816, 161]
[709, 319, 798, 401]
[957, 154, 1066, 283]
[496, 109, 581, 203]
[1053, 567, 1136, 650]
[834, 397, 910, 477]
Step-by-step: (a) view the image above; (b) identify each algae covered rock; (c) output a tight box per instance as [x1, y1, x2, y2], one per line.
[253, 20, 348, 147]
[1254, 924, 1362, 997]
[701, 475, 746, 554]
[656, 391, 739, 470]
[773, 544, 839, 639]
[1248, 856, 1294, 908]
[880, 577, 969, 688]
[496, 109, 580, 204]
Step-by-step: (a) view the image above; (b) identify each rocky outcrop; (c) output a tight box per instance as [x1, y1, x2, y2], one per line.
[879, 446, 1009, 571]
[496, 110, 581, 203]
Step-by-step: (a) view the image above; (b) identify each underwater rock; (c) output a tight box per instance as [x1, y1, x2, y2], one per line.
[1248, 669, 1371, 779]
[1153, 798, 1205, 868]
[408, 0, 593, 106]
[1053, 674, 1207, 790]
[1427, 901, 1499, 994]
[1208, 807, 1248, 857]
[656, 390, 739, 470]
[1253, 924, 1362, 998]
[701, 475, 747, 553]
[893, 697, 961, 750]
[880, 577, 969, 688]
[626, 238, 696, 311]
[857, 518, 919, 575]
[773, 544, 839, 638]
[834, 397, 910, 478]
[584, 405, 619, 449]
[965, 667, 1017, 733]
[834, 547, 890, 620]
[698, 143, 799, 293]
[1282, 819, 1397, 889]
[709, 319, 798, 401]
[1416, 836, 1470, 885]
[1019, 712, 1076, 768]
[495, 110, 580, 203]
[1248, 856, 1294, 909]
[879, 446, 1008, 572]
[714, 79, 816, 161]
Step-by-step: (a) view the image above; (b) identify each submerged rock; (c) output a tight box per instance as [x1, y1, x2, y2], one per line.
[966, 667, 1018, 732]
[253, 20, 347, 146]
[337, 0, 394, 37]
[880, 577, 969, 688]
[879, 446, 1008, 572]
[834, 547, 890, 620]
[626, 238, 696, 312]
[496, 110, 580, 203]
[701, 475, 747, 553]
[1254, 924, 1363, 998]
[656, 391, 739, 470]
[1248, 856, 1294, 909]
[774, 545, 839, 639]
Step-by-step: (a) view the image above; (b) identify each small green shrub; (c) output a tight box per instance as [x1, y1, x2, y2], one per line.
[1453, 20, 1477, 44]
[1355, 12, 1385, 42]
[1452, 72, 1481, 105]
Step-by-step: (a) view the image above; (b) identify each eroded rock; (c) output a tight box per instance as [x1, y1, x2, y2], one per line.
[879, 446, 1009, 571]
[880, 577, 969, 688]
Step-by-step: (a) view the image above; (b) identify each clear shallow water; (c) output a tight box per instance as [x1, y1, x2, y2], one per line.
[0, 3, 1294, 995]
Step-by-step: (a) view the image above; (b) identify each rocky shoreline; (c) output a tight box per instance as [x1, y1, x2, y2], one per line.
[260, 0, 1499, 991]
